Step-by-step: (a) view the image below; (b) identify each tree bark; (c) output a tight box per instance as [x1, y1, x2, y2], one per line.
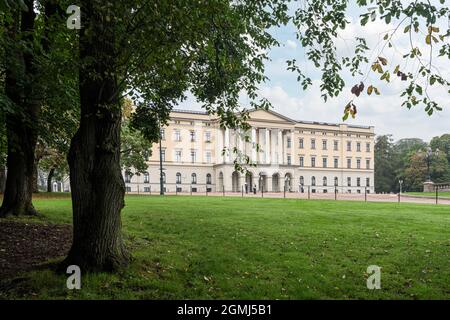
[0, 2, 39, 217]
[61, 2, 130, 271]
[0, 167, 6, 194]
[47, 167, 55, 192]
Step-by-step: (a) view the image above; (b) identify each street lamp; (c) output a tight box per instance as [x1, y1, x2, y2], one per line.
[424, 147, 439, 182]
[159, 121, 164, 195]
[399, 179, 403, 194]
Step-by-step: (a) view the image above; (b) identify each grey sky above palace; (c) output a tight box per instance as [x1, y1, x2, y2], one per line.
[177, 2, 449, 142]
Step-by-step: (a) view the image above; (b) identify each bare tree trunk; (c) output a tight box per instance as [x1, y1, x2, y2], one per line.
[0, 167, 6, 194]
[47, 167, 55, 192]
[61, 2, 130, 271]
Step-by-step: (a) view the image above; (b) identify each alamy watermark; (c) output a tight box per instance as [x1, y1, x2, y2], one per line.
[366, 265, 381, 290]
[66, 265, 81, 290]
[66, 5, 81, 30]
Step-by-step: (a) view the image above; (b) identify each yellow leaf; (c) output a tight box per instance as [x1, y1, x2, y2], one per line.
[426, 34, 431, 45]
[367, 85, 373, 95]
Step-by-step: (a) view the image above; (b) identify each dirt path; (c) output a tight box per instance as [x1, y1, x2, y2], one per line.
[0, 220, 72, 280]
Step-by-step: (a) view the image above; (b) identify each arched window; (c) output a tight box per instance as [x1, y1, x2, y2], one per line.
[206, 173, 212, 184]
[311, 176, 316, 186]
[334, 177, 338, 186]
[299, 176, 304, 186]
[143, 172, 150, 183]
[176, 172, 181, 184]
[323, 176, 327, 186]
[191, 173, 197, 184]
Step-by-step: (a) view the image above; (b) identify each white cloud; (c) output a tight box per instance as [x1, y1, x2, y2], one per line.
[286, 39, 297, 49]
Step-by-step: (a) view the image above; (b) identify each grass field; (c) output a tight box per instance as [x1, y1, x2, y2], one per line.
[405, 191, 450, 198]
[1, 195, 449, 300]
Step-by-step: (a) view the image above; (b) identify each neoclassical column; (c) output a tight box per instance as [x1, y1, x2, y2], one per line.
[238, 129, 244, 154]
[265, 128, 271, 164]
[224, 127, 230, 163]
[251, 127, 257, 163]
[290, 129, 296, 165]
[271, 130, 276, 164]
[278, 129, 283, 164]
[217, 127, 224, 164]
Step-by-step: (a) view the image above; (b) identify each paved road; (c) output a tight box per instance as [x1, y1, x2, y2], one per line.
[137, 191, 450, 205]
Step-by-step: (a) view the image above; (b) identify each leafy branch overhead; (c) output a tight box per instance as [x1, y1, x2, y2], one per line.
[289, 0, 449, 120]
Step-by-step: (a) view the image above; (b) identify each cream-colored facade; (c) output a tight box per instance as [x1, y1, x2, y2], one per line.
[124, 109, 375, 194]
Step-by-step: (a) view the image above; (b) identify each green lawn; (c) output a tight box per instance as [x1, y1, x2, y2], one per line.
[2, 195, 450, 300]
[405, 191, 450, 198]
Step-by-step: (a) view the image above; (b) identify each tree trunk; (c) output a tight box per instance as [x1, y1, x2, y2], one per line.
[0, 167, 6, 194]
[0, 2, 39, 217]
[62, 2, 130, 271]
[32, 161, 39, 193]
[47, 168, 55, 192]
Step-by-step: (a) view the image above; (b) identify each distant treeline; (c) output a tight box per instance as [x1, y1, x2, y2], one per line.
[375, 134, 450, 193]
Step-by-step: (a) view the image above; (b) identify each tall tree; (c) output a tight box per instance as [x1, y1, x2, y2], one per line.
[0, 0, 73, 215]
[62, 0, 288, 271]
[374, 135, 396, 193]
[0, 1, 40, 216]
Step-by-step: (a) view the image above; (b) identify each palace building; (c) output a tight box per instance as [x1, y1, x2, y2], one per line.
[124, 109, 375, 194]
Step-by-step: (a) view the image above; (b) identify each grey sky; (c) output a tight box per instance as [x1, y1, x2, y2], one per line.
[178, 2, 450, 142]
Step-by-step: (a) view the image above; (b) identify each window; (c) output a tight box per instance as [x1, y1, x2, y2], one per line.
[311, 156, 316, 168]
[144, 187, 151, 193]
[162, 172, 166, 183]
[205, 131, 211, 142]
[299, 156, 304, 167]
[323, 176, 327, 186]
[334, 177, 338, 186]
[160, 128, 165, 140]
[366, 178, 370, 187]
[347, 177, 351, 187]
[322, 157, 327, 168]
[299, 176, 304, 186]
[287, 137, 291, 148]
[357, 177, 361, 187]
[334, 140, 338, 151]
[311, 139, 316, 150]
[347, 141, 351, 151]
[161, 149, 166, 162]
[322, 140, 327, 150]
[174, 129, 181, 142]
[190, 130, 196, 142]
[357, 142, 361, 152]
[334, 158, 339, 168]
[206, 174, 212, 185]
[311, 176, 316, 186]
[190, 150, 196, 163]
[347, 158, 351, 169]
[124, 172, 132, 183]
[205, 151, 212, 163]
[175, 150, 182, 162]
[143, 150, 149, 161]
[143, 172, 149, 183]
[191, 173, 197, 184]
[299, 138, 304, 149]
[356, 159, 361, 169]
[176, 172, 182, 184]
[287, 155, 291, 165]
[366, 159, 370, 169]
[366, 143, 371, 152]
[126, 186, 131, 193]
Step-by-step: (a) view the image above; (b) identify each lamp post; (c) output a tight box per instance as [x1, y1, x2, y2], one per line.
[424, 147, 440, 182]
[159, 121, 164, 195]
[399, 179, 403, 194]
